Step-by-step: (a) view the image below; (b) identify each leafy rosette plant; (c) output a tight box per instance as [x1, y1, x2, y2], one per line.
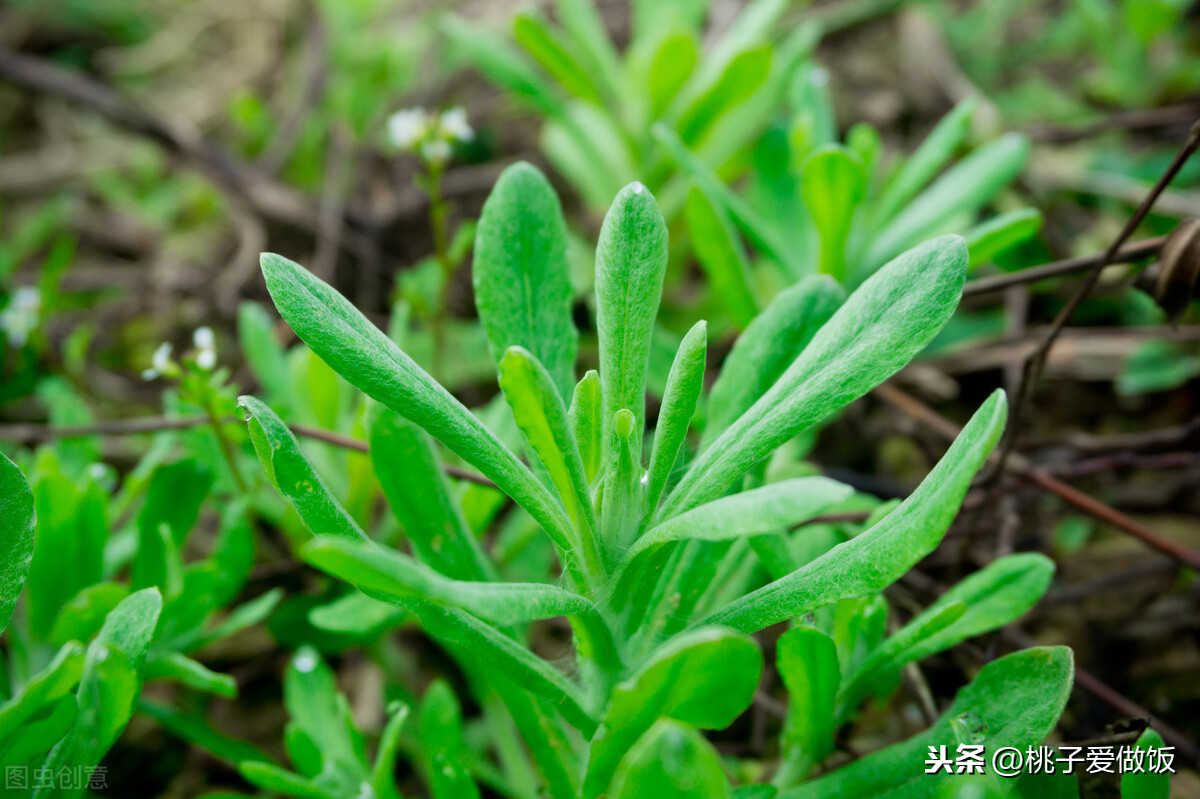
[240, 163, 1073, 797]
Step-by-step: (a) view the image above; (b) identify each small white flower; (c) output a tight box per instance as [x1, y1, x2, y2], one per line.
[1, 286, 41, 348]
[387, 107, 429, 150]
[420, 138, 453, 164]
[193, 326, 217, 370]
[439, 106, 473, 143]
[142, 342, 174, 380]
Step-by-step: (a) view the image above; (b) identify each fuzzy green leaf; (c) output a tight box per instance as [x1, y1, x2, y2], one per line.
[369, 404, 491, 581]
[257, 254, 582, 582]
[685, 188, 760, 328]
[780, 647, 1074, 799]
[705, 275, 843, 442]
[584, 627, 762, 796]
[643, 321, 707, 521]
[420, 681, 481, 799]
[0, 642, 85, 761]
[301, 536, 596, 627]
[473, 162, 578, 397]
[569, 370, 603, 484]
[700, 390, 1006, 633]
[238, 395, 367, 544]
[0, 451, 35, 635]
[610, 720, 733, 799]
[963, 208, 1043, 270]
[595, 183, 669, 461]
[667, 236, 970, 517]
[776, 627, 841, 784]
[1120, 728, 1170, 799]
[802, 146, 867, 282]
[513, 11, 603, 105]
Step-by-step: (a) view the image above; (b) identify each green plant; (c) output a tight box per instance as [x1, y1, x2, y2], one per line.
[444, 0, 815, 220]
[661, 95, 1036, 323]
[230, 162, 1073, 797]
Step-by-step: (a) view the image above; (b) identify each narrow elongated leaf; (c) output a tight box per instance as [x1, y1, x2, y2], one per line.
[238, 301, 293, 412]
[621, 477, 851, 588]
[584, 627, 761, 797]
[647, 34, 698, 120]
[667, 236, 970, 517]
[301, 536, 596, 627]
[705, 275, 843, 442]
[132, 459, 211, 590]
[38, 588, 163, 796]
[555, 0, 623, 103]
[442, 17, 565, 117]
[499, 346, 596, 542]
[0, 642, 85, 761]
[369, 405, 491, 581]
[845, 552, 1054, 705]
[678, 44, 773, 145]
[874, 97, 978, 226]
[414, 603, 597, 735]
[963, 208, 1043, 269]
[685, 188, 759, 327]
[371, 701, 410, 798]
[780, 647, 1074, 799]
[0, 451, 34, 635]
[257, 255, 583, 583]
[420, 680, 481, 799]
[283, 646, 369, 791]
[595, 183, 669, 459]
[868, 133, 1029, 267]
[775, 627, 840, 785]
[513, 11, 602, 104]
[569, 370, 603, 483]
[699, 390, 1006, 633]
[473, 162, 578, 397]
[643, 321, 706, 520]
[238, 395, 366, 544]
[801, 146, 867, 282]
[610, 721, 733, 798]
[144, 651, 237, 698]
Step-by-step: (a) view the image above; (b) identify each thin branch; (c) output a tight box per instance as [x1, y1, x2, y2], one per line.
[962, 236, 1166, 297]
[984, 120, 1200, 514]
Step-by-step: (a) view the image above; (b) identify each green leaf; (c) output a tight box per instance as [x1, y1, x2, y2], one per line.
[371, 701, 410, 798]
[369, 405, 491, 581]
[513, 11, 603, 104]
[140, 699, 271, 766]
[420, 680, 481, 799]
[555, 0, 623, 104]
[283, 646, 369, 792]
[498, 346, 597, 544]
[412, 602, 597, 735]
[594, 183, 669, 461]
[145, 651, 237, 698]
[801, 146, 867, 281]
[874, 97, 978, 227]
[569, 370, 603, 484]
[618, 477, 852, 597]
[0, 451, 35, 635]
[27, 467, 107, 639]
[239, 761, 326, 799]
[473, 162, 578, 397]
[1012, 770, 1078, 798]
[172, 588, 283, 653]
[257, 254, 584, 585]
[700, 389, 1006, 633]
[868, 133, 1029, 268]
[841, 553, 1055, 718]
[1120, 728, 1170, 799]
[678, 44, 773, 145]
[963, 208, 1043, 270]
[238, 395, 367, 544]
[780, 647, 1074, 799]
[667, 236, 970, 518]
[647, 33, 698, 120]
[301, 536, 596, 627]
[442, 17, 565, 118]
[309, 591, 408, 638]
[0, 642, 85, 761]
[132, 459, 211, 591]
[584, 627, 762, 796]
[705, 275, 843, 442]
[643, 321, 706, 521]
[685, 188, 760, 328]
[775, 627, 840, 785]
[610, 720, 733, 798]
[38, 588, 163, 796]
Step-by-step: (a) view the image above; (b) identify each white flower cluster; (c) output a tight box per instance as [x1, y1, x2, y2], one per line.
[387, 106, 474, 166]
[142, 326, 217, 380]
[1, 286, 41, 348]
